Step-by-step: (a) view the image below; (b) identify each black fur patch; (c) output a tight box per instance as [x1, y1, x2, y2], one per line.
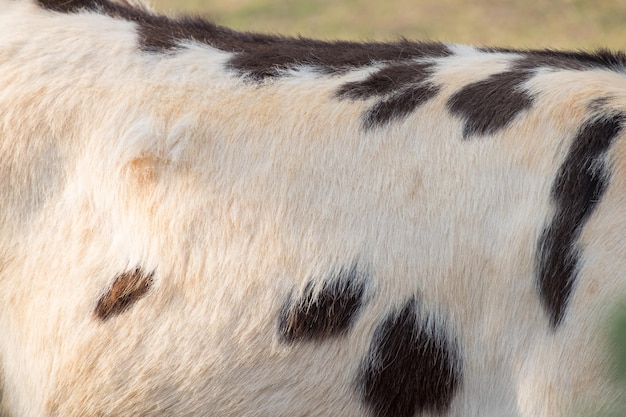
[482, 47, 626, 72]
[225, 39, 450, 81]
[359, 298, 462, 417]
[95, 268, 154, 321]
[278, 265, 367, 342]
[448, 70, 534, 138]
[37, 0, 101, 13]
[448, 50, 626, 139]
[537, 113, 624, 329]
[363, 84, 440, 129]
[336, 63, 435, 100]
[37, 0, 451, 80]
[336, 62, 440, 129]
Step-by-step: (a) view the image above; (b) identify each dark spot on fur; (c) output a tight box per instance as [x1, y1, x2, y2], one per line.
[448, 49, 626, 139]
[336, 62, 440, 129]
[537, 113, 624, 329]
[359, 298, 462, 417]
[336, 62, 435, 100]
[95, 268, 154, 321]
[226, 39, 450, 81]
[364, 84, 440, 129]
[37, 0, 102, 13]
[481, 47, 626, 72]
[279, 264, 367, 342]
[448, 70, 534, 138]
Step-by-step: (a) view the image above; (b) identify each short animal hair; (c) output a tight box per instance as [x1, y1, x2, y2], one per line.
[0, 1, 624, 416]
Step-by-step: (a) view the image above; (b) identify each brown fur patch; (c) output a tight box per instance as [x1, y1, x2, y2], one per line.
[95, 268, 153, 320]
[128, 157, 157, 186]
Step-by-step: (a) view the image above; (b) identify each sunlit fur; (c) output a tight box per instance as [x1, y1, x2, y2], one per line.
[0, 1, 624, 416]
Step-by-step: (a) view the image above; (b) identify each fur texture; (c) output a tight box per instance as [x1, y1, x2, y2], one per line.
[0, 1, 624, 416]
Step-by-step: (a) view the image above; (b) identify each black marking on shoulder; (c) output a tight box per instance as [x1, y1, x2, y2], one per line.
[278, 264, 367, 343]
[359, 298, 462, 417]
[448, 49, 626, 139]
[336, 62, 440, 129]
[336, 63, 434, 100]
[537, 113, 625, 329]
[448, 69, 534, 138]
[95, 267, 154, 321]
[37, 0, 451, 80]
[364, 84, 440, 129]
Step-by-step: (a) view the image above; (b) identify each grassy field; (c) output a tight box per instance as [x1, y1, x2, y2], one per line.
[149, 0, 626, 50]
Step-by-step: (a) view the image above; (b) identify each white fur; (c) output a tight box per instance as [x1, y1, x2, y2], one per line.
[0, 1, 624, 416]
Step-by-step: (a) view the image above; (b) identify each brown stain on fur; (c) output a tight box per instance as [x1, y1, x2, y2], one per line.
[128, 157, 157, 186]
[95, 268, 153, 320]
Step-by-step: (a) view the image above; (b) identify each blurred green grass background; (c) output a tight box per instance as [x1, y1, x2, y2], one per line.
[146, 0, 625, 411]
[149, 0, 626, 49]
